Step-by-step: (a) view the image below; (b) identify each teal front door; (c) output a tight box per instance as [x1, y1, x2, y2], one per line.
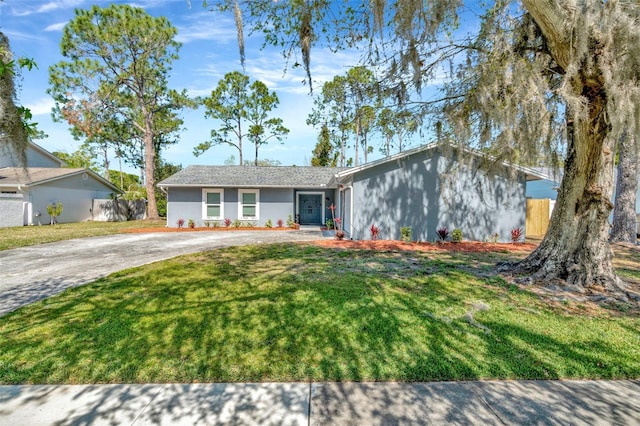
[299, 194, 322, 225]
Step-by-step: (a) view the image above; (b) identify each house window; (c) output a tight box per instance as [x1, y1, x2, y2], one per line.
[202, 189, 224, 220]
[239, 189, 259, 220]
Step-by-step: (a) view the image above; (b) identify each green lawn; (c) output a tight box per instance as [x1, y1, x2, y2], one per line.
[1, 243, 638, 384]
[0, 220, 165, 251]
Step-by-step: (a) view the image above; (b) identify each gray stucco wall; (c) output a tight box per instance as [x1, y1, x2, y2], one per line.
[166, 187, 299, 227]
[348, 150, 526, 242]
[28, 174, 116, 225]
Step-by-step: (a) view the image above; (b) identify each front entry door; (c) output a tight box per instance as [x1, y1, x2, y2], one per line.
[299, 194, 322, 225]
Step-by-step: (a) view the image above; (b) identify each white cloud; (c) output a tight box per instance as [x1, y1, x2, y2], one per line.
[175, 13, 237, 44]
[10, 0, 84, 17]
[1, 29, 45, 42]
[44, 22, 67, 32]
[24, 97, 55, 116]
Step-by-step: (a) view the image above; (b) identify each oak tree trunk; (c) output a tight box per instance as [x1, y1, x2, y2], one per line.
[610, 133, 638, 244]
[513, 78, 625, 293]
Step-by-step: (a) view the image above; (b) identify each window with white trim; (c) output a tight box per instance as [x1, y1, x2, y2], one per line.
[202, 189, 224, 220]
[239, 189, 259, 220]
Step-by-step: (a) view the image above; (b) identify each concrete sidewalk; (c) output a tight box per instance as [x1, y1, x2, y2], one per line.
[1, 380, 639, 425]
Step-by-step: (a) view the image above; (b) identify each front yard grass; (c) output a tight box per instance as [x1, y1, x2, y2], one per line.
[0, 243, 638, 384]
[0, 220, 165, 251]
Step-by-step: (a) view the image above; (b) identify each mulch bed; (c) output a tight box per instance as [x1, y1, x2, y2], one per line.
[312, 239, 537, 253]
[123, 226, 295, 233]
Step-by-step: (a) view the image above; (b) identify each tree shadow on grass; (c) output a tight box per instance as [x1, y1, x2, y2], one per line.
[1, 244, 638, 385]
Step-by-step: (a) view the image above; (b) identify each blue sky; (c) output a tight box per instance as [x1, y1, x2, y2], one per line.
[1, 0, 374, 170]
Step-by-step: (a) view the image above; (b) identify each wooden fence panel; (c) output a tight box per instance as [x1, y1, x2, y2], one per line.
[526, 198, 551, 237]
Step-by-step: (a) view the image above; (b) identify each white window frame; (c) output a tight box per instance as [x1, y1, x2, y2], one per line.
[202, 188, 224, 220]
[238, 189, 260, 220]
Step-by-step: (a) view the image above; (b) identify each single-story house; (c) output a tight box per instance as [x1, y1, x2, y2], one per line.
[159, 144, 548, 242]
[158, 166, 348, 228]
[0, 167, 122, 226]
[0, 142, 122, 227]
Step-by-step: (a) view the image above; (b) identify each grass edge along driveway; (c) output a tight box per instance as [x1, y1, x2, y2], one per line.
[0, 243, 638, 384]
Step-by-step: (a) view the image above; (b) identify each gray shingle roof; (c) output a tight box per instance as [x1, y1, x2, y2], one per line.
[0, 167, 121, 192]
[158, 165, 349, 188]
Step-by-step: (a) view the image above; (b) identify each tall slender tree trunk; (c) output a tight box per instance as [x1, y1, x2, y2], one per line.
[514, 77, 624, 292]
[354, 118, 360, 167]
[610, 132, 638, 244]
[101, 144, 110, 181]
[144, 116, 159, 220]
[254, 141, 259, 166]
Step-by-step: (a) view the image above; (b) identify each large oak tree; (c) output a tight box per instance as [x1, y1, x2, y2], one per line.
[218, 0, 639, 296]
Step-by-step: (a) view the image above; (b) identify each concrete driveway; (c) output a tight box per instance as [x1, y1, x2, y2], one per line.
[0, 229, 323, 317]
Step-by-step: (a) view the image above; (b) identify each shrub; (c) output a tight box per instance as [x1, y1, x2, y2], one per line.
[335, 230, 345, 240]
[326, 219, 334, 229]
[370, 224, 380, 240]
[488, 233, 499, 244]
[224, 218, 232, 227]
[203, 220, 211, 228]
[436, 227, 449, 241]
[243, 221, 256, 228]
[511, 227, 524, 243]
[276, 218, 284, 228]
[451, 228, 463, 243]
[232, 219, 242, 228]
[286, 215, 295, 227]
[188, 219, 195, 229]
[400, 226, 412, 243]
[47, 202, 64, 225]
[265, 219, 273, 228]
[212, 221, 220, 228]
[177, 218, 185, 228]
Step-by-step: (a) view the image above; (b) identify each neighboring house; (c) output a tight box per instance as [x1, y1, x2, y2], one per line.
[158, 166, 347, 228]
[160, 144, 548, 242]
[0, 142, 121, 227]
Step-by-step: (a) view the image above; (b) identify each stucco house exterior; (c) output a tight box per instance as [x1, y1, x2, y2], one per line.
[331, 144, 547, 241]
[160, 144, 548, 242]
[0, 142, 121, 227]
[158, 166, 347, 228]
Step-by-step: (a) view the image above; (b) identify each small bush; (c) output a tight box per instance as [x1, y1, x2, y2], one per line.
[335, 230, 345, 240]
[286, 215, 295, 227]
[177, 218, 185, 229]
[276, 219, 284, 228]
[400, 227, 412, 243]
[436, 227, 449, 241]
[212, 221, 220, 228]
[511, 227, 524, 243]
[46, 202, 64, 225]
[370, 224, 380, 240]
[265, 219, 273, 228]
[232, 219, 242, 228]
[243, 221, 256, 228]
[488, 233, 499, 244]
[188, 219, 195, 229]
[326, 219, 334, 229]
[451, 228, 463, 243]
[224, 218, 232, 227]
[203, 220, 212, 228]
